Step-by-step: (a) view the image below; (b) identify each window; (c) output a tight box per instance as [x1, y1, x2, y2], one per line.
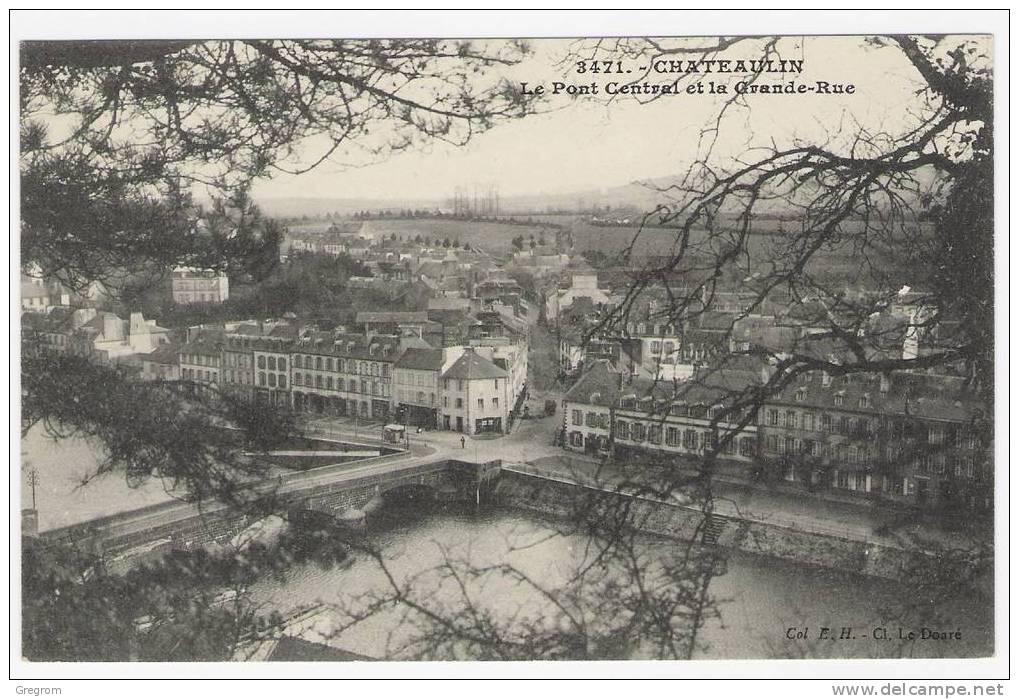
[766, 435, 779, 453]
[859, 394, 869, 409]
[326, 358, 333, 372]
[315, 357, 322, 370]
[569, 431, 584, 448]
[786, 411, 797, 428]
[268, 356, 276, 371]
[257, 356, 266, 369]
[279, 375, 287, 389]
[458, 380, 465, 391]
[632, 423, 646, 442]
[648, 424, 662, 444]
[683, 429, 697, 449]
[615, 421, 630, 440]
[666, 427, 679, 446]
[443, 396, 449, 408]
[740, 437, 755, 457]
[650, 341, 661, 354]
[572, 409, 583, 425]
[493, 397, 499, 408]
[349, 379, 357, 392]
[456, 398, 463, 409]
[258, 372, 266, 386]
[785, 436, 796, 454]
[294, 372, 302, 386]
[804, 413, 816, 431]
[494, 379, 499, 390]
[834, 392, 845, 407]
[268, 373, 276, 388]
[821, 413, 832, 432]
[795, 388, 806, 402]
[822, 371, 831, 387]
[327, 377, 333, 390]
[478, 398, 485, 409]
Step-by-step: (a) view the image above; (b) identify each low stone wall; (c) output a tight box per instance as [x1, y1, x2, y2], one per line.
[492, 469, 916, 580]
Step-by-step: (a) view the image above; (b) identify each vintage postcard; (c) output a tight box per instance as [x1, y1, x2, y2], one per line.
[11, 9, 1007, 686]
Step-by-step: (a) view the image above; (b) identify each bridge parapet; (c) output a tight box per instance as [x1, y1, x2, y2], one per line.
[39, 459, 507, 556]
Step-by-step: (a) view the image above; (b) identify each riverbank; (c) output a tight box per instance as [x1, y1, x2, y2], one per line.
[492, 466, 971, 582]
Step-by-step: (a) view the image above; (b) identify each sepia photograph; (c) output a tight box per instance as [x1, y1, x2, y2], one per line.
[10, 9, 1008, 685]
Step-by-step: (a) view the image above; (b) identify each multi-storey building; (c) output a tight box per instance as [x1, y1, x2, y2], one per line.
[69, 311, 170, 364]
[171, 267, 230, 305]
[545, 273, 611, 322]
[21, 273, 69, 313]
[221, 334, 256, 398]
[140, 342, 181, 381]
[562, 360, 760, 462]
[439, 348, 510, 434]
[560, 356, 990, 511]
[290, 333, 400, 419]
[252, 338, 291, 408]
[179, 336, 223, 396]
[392, 348, 445, 428]
[758, 370, 990, 510]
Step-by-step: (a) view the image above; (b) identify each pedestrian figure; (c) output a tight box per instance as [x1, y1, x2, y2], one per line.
[460, 435, 466, 449]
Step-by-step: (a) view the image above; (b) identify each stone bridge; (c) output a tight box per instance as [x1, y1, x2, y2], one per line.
[291, 458, 503, 522]
[38, 458, 504, 557]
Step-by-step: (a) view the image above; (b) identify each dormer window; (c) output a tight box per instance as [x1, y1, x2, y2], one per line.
[821, 371, 832, 387]
[795, 388, 806, 402]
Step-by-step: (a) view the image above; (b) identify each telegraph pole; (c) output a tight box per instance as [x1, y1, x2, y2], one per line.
[27, 469, 38, 510]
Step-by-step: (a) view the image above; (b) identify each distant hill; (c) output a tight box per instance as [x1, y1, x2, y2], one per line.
[253, 181, 675, 219]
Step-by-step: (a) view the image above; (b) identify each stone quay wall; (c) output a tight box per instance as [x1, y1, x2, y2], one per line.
[492, 468, 919, 581]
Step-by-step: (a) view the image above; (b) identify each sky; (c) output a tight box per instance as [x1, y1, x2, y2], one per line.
[244, 35, 968, 202]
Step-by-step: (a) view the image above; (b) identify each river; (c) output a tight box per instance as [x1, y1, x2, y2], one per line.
[250, 500, 993, 661]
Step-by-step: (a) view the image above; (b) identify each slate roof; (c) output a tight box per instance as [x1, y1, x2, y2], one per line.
[441, 350, 507, 380]
[143, 341, 182, 365]
[767, 370, 984, 423]
[563, 360, 624, 406]
[356, 311, 429, 324]
[394, 348, 444, 371]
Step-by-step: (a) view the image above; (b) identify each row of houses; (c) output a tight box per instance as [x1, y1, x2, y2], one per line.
[140, 317, 529, 436]
[562, 360, 991, 511]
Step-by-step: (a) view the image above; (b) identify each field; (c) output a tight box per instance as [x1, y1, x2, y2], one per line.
[279, 214, 928, 290]
[358, 219, 557, 255]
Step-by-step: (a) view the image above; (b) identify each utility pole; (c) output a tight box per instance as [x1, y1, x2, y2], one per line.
[27, 468, 38, 510]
